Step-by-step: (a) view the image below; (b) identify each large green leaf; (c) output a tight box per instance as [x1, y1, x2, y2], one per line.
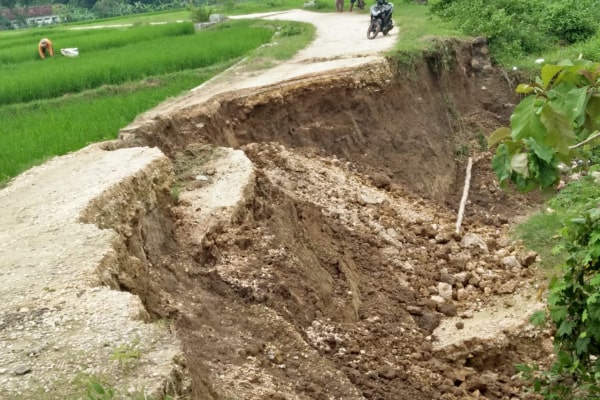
[487, 127, 511, 148]
[557, 318, 576, 337]
[510, 152, 529, 177]
[530, 310, 547, 326]
[516, 83, 538, 94]
[511, 95, 546, 141]
[541, 64, 565, 90]
[576, 335, 591, 356]
[585, 94, 600, 132]
[540, 106, 576, 155]
[547, 83, 588, 125]
[492, 143, 512, 183]
[537, 159, 559, 188]
[514, 173, 536, 192]
[524, 137, 554, 163]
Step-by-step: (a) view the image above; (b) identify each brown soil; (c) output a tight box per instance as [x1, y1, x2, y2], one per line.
[113, 38, 552, 399]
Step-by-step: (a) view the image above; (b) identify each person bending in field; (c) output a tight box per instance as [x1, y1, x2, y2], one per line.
[38, 38, 54, 60]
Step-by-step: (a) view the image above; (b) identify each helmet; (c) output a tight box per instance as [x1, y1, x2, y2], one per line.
[376, 0, 385, 5]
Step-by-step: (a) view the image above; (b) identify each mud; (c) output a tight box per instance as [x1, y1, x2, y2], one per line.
[112, 39, 551, 399]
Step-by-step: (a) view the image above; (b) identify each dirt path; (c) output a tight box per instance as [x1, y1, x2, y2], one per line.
[125, 9, 397, 124]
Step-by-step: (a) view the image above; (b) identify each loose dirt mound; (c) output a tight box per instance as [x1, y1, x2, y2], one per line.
[117, 38, 552, 399]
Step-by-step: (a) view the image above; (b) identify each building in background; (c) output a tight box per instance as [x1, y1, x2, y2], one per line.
[0, 5, 61, 29]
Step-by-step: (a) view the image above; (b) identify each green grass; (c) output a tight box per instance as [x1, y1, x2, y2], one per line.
[0, 71, 211, 181]
[214, 0, 309, 15]
[0, 22, 195, 64]
[394, 2, 463, 53]
[68, 8, 191, 26]
[0, 21, 272, 104]
[0, 17, 314, 184]
[512, 176, 600, 271]
[508, 36, 600, 72]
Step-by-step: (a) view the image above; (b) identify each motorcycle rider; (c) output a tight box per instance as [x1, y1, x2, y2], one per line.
[375, 0, 393, 30]
[367, 0, 394, 39]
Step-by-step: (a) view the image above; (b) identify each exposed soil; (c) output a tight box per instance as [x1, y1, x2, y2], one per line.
[114, 23, 551, 400]
[0, 10, 554, 400]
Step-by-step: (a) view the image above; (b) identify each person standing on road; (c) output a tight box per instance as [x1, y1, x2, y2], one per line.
[336, 0, 344, 12]
[38, 38, 54, 60]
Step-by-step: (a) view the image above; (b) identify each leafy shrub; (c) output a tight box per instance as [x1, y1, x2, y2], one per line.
[490, 58, 600, 399]
[542, 0, 599, 44]
[428, 0, 598, 62]
[189, 5, 213, 22]
[278, 24, 304, 37]
[313, 0, 329, 9]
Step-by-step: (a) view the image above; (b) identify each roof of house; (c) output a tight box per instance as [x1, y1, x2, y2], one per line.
[0, 5, 58, 20]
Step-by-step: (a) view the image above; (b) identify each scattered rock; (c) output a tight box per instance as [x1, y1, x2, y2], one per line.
[416, 312, 441, 333]
[437, 282, 453, 300]
[498, 281, 517, 294]
[460, 233, 489, 253]
[370, 173, 391, 190]
[430, 295, 445, 304]
[435, 231, 453, 244]
[406, 305, 423, 316]
[378, 367, 398, 380]
[439, 273, 456, 286]
[14, 365, 32, 376]
[437, 301, 457, 317]
[456, 288, 468, 301]
[502, 255, 522, 269]
[356, 192, 385, 205]
[521, 251, 538, 267]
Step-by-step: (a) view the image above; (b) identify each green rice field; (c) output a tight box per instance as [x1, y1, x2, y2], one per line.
[0, 16, 313, 184]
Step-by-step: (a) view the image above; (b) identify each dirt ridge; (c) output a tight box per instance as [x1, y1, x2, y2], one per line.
[0, 146, 187, 399]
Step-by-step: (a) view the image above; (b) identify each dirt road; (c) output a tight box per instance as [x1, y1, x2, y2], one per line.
[126, 9, 397, 124]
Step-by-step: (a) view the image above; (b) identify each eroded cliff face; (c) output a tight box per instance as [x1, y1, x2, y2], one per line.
[0, 37, 543, 399]
[117, 38, 519, 208]
[101, 39, 550, 400]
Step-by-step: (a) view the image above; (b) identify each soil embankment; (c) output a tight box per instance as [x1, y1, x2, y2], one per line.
[0, 10, 551, 400]
[115, 36, 549, 399]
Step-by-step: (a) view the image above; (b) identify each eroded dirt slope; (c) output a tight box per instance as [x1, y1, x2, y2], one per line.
[0, 9, 553, 400]
[116, 38, 552, 399]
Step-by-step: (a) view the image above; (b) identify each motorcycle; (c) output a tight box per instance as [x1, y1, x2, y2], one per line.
[367, 1, 394, 40]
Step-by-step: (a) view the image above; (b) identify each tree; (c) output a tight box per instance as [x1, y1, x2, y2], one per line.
[489, 59, 600, 399]
[489, 59, 600, 193]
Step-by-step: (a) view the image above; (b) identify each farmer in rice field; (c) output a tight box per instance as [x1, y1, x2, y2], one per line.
[38, 38, 54, 60]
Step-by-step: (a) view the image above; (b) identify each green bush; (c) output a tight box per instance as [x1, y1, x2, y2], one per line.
[542, 0, 599, 44]
[313, 0, 329, 9]
[189, 5, 213, 22]
[428, 0, 599, 63]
